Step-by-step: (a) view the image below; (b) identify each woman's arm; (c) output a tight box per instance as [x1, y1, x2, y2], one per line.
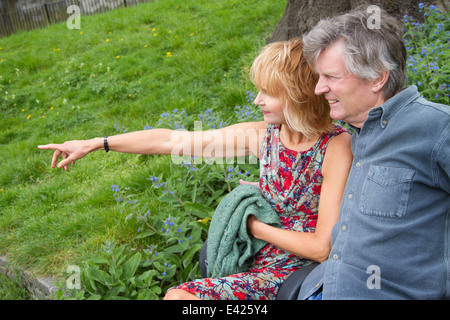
[247, 132, 353, 262]
[38, 121, 267, 171]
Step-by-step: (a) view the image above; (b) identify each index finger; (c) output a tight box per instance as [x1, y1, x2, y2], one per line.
[38, 144, 65, 168]
[37, 144, 63, 150]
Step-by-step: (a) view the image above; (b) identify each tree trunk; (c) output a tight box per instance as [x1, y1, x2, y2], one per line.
[268, 0, 449, 43]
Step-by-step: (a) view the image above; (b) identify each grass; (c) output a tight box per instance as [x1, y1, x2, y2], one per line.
[0, 273, 32, 300]
[0, 0, 285, 283]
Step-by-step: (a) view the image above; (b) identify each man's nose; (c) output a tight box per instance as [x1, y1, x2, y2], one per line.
[315, 76, 329, 96]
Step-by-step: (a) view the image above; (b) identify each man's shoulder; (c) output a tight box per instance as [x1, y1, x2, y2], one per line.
[397, 94, 450, 128]
[414, 96, 450, 117]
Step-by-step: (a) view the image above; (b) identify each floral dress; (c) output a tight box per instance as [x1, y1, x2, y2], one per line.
[167, 123, 347, 300]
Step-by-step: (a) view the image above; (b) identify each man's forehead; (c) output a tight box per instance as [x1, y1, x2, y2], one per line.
[315, 43, 346, 74]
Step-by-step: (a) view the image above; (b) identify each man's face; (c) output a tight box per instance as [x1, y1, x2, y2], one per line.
[314, 41, 386, 128]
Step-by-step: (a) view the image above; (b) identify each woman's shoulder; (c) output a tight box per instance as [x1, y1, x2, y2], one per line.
[322, 125, 352, 158]
[330, 122, 352, 137]
[316, 122, 352, 154]
[317, 122, 350, 145]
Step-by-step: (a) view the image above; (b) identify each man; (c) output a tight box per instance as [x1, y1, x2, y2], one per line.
[298, 7, 450, 299]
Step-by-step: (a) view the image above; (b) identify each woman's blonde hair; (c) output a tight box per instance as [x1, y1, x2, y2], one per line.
[250, 38, 332, 139]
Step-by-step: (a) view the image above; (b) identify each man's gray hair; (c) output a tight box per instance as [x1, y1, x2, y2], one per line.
[303, 6, 407, 99]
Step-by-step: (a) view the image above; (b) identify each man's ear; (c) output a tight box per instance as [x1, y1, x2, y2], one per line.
[372, 70, 390, 93]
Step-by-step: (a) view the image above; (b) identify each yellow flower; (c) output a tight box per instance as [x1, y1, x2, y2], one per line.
[197, 217, 211, 225]
[120, 38, 123, 41]
[166, 52, 172, 57]
[0, 188, 3, 192]
[21, 109, 25, 112]
[27, 115, 31, 119]
[153, 33, 157, 36]
[116, 55, 120, 59]
[106, 39, 110, 42]
[190, 33, 194, 36]
[152, 28, 156, 31]
[144, 44, 148, 48]
[50, 107, 54, 110]
[80, 31, 83, 35]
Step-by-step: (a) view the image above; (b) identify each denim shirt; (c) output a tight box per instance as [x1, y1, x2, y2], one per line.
[298, 86, 450, 300]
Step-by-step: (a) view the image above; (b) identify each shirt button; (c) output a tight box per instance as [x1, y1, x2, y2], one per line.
[348, 194, 353, 199]
[382, 120, 388, 126]
[333, 254, 339, 260]
[342, 225, 347, 231]
[355, 162, 361, 168]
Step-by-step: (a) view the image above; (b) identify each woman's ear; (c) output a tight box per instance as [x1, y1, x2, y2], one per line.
[372, 70, 390, 93]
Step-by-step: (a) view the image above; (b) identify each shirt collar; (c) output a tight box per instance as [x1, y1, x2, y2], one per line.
[350, 86, 420, 132]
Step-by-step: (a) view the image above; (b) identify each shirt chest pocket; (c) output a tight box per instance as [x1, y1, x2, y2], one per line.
[359, 166, 415, 218]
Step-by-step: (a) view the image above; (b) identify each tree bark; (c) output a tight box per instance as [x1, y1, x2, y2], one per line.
[268, 0, 449, 43]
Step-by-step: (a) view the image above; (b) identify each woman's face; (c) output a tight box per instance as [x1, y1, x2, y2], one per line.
[254, 89, 286, 125]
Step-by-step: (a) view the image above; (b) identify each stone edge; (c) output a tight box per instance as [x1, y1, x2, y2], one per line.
[0, 255, 58, 300]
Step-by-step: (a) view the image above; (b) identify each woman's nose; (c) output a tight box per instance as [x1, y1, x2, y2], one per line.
[254, 92, 262, 105]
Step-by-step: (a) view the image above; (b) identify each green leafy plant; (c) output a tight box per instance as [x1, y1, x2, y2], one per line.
[403, 3, 449, 103]
[82, 246, 149, 300]
[54, 244, 161, 300]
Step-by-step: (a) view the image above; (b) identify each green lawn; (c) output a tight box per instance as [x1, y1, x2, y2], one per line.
[0, 0, 285, 286]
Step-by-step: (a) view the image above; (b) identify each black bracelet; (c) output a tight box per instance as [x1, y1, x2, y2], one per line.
[104, 136, 109, 153]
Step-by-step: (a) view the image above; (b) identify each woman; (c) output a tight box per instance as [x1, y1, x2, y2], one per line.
[38, 39, 353, 300]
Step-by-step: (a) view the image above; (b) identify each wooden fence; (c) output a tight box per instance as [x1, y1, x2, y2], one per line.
[0, 0, 151, 38]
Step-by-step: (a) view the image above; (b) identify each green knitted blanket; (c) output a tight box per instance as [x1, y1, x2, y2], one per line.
[206, 184, 281, 278]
